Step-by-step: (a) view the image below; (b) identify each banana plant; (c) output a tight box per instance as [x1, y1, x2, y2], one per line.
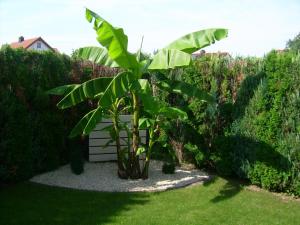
[47, 84, 130, 178]
[103, 97, 131, 178]
[137, 79, 188, 178]
[48, 8, 227, 179]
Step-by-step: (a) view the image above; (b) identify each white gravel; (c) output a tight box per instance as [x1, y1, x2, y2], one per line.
[30, 160, 210, 192]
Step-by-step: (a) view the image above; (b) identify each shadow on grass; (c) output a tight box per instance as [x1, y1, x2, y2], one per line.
[0, 182, 149, 225]
[204, 177, 244, 203]
[210, 180, 242, 203]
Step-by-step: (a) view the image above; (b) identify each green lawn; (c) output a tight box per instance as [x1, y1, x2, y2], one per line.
[0, 177, 299, 225]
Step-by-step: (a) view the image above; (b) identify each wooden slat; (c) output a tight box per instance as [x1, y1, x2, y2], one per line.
[89, 136, 146, 146]
[89, 154, 146, 162]
[89, 147, 147, 155]
[100, 115, 131, 123]
[119, 115, 132, 121]
[94, 123, 112, 131]
[89, 130, 127, 139]
[89, 146, 118, 154]
[89, 154, 117, 162]
[89, 130, 146, 139]
[89, 115, 147, 162]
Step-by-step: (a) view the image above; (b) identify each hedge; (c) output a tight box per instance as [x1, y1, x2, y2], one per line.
[181, 52, 299, 196]
[225, 51, 300, 195]
[0, 46, 88, 182]
[1, 46, 299, 196]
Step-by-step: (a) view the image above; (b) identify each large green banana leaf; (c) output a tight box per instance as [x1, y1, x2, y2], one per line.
[76, 46, 119, 67]
[68, 71, 135, 137]
[69, 109, 101, 137]
[98, 71, 135, 108]
[148, 28, 228, 70]
[46, 84, 79, 96]
[165, 28, 228, 54]
[142, 94, 187, 120]
[133, 79, 187, 120]
[155, 79, 215, 103]
[158, 106, 187, 120]
[70, 105, 104, 137]
[83, 106, 103, 135]
[130, 79, 161, 113]
[56, 77, 113, 109]
[148, 49, 191, 70]
[86, 8, 138, 70]
[139, 118, 155, 129]
[131, 78, 152, 94]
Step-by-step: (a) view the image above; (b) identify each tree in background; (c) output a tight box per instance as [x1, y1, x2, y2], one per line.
[286, 32, 300, 53]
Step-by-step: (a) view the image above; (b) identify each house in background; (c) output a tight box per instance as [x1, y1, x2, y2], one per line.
[192, 50, 230, 59]
[9, 36, 58, 52]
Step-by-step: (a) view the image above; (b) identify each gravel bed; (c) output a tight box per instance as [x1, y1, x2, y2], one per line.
[30, 160, 210, 192]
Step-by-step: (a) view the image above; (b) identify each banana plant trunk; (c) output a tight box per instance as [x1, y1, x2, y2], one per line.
[112, 114, 128, 179]
[142, 129, 154, 179]
[129, 92, 141, 179]
[170, 138, 184, 164]
[170, 119, 185, 164]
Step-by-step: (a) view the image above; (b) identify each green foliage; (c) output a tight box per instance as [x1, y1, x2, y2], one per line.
[249, 162, 290, 191]
[195, 51, 300, 194]
[228, 50, 300, 195]
[75, 46, 118, 67]
[50, 8, 227, 179]
[149, 29, 228, 70]
[184, 143, 206, 168]
[286, 32, 300, 53]
[0, 47, 87, 182]
[55, 77, 113, 109]
[178, 51, 299, 196]
[210, 136, 234, 176]
[148, 49, 191, 70]
[0, 92, 33, 181]
[70, 141, 84, 175]
[162, 162, 175, 174]
[165, 28, 228, 54]
[85, 8, 138, 69]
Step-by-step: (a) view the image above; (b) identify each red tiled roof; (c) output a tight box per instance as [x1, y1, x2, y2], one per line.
[9, 37, 55, 52]
[10, 37, 40, 49]
[53, 48, 59, 53]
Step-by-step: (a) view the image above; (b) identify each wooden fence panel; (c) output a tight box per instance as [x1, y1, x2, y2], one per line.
[89, 115, 147, 162]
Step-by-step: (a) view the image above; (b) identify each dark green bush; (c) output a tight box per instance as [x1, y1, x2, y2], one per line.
[162, 162, 175, 174]
[210, 136, 234, 176]
[249, 162, 290, 191]
[0, 91, 33, 181]
[184, 143, 206, 168]
[0, 47, 87, 182]
[179, 52, 299, 196]
[70, 141, 84, 175]
[214, 51, 299, 195]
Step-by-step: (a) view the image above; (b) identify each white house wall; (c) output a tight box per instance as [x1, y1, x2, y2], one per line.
[28, 41, 50, 51]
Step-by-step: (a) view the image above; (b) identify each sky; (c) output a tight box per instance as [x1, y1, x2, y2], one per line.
[0, 0, 299, 56]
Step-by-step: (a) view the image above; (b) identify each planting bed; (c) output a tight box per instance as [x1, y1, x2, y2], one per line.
[31, 160, 210, 192]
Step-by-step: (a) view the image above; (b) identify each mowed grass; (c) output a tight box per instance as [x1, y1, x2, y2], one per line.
[0, 177, 299, 225]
